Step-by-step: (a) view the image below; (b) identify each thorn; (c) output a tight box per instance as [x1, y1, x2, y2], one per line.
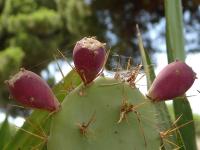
[25, 118, 47, 138]
[15, 126, 47, 141]
[102, 48, 110, 71]
[136, 24, 140, 36]
[126, 64, 142, 87]
[126, 57, 132, 71]
[77, 112, 96, 136]
[163, 138, 181, 149]
[8, 104, 26, 109]
[160, 116, 193, 149]
[53, 54, 65, 80]
[167, 120, 193, 135]
[135, 74, 145, 84]
[31, 141, 46, 150]
[56, 49, 75, 70]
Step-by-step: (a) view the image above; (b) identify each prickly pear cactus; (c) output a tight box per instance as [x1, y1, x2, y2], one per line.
[48, 77, 161, 150]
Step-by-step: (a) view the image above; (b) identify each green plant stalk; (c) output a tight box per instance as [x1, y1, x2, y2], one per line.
[137, 26, 182, 149]
[165, 0, 197, 149]
[136, 25, 155, 88]
[0, 116, 12, 149]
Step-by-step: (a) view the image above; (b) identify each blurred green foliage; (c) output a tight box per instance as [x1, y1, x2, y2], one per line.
[1, 0, 65, 74]
[0, 47, 24, 105]
[0, 0, 64, 111]
[0, 47, 24, 81]
[58, 0, 105, 39]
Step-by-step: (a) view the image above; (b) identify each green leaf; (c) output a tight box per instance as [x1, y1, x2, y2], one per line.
[137, 25, 178, 149]
[173, 97, 197, 150]
[165, 0, 185, 62]
[164, 0, 197, 149]
[5, 70, 81, 150]
[136, 25, 155, 88]
[0, 117, 12, 149]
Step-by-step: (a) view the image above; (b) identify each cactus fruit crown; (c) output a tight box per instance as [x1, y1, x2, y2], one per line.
[6, 69, 25, 87]
[74, 37, 106, 52]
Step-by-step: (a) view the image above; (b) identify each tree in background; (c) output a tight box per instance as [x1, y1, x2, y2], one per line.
[58, 0, 200, 55]
[57, 0, 200, 70]
[0, 0, 105, 115]
[0, 0, 58, 111]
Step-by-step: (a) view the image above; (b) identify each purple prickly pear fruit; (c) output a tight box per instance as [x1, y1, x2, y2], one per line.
[5, 69, 60, 111]
[73, 37, 106, 85]
[147, 60, 196, 101]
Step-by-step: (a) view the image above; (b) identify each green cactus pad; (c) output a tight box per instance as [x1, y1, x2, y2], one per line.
[48, 77, 160, 150]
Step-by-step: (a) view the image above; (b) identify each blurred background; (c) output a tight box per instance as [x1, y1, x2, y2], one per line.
[0, 0, 200, 139]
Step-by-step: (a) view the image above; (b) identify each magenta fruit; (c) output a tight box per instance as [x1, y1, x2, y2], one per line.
[6, 69, 60, 111]
[147, 60, 196, 101]
[73, 37, 106, 85]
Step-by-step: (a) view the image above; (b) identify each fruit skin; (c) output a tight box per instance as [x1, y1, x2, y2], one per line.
[147, 60, 196, 101]
[6, 69, 60, 111]
[73, 37, 106, 85]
